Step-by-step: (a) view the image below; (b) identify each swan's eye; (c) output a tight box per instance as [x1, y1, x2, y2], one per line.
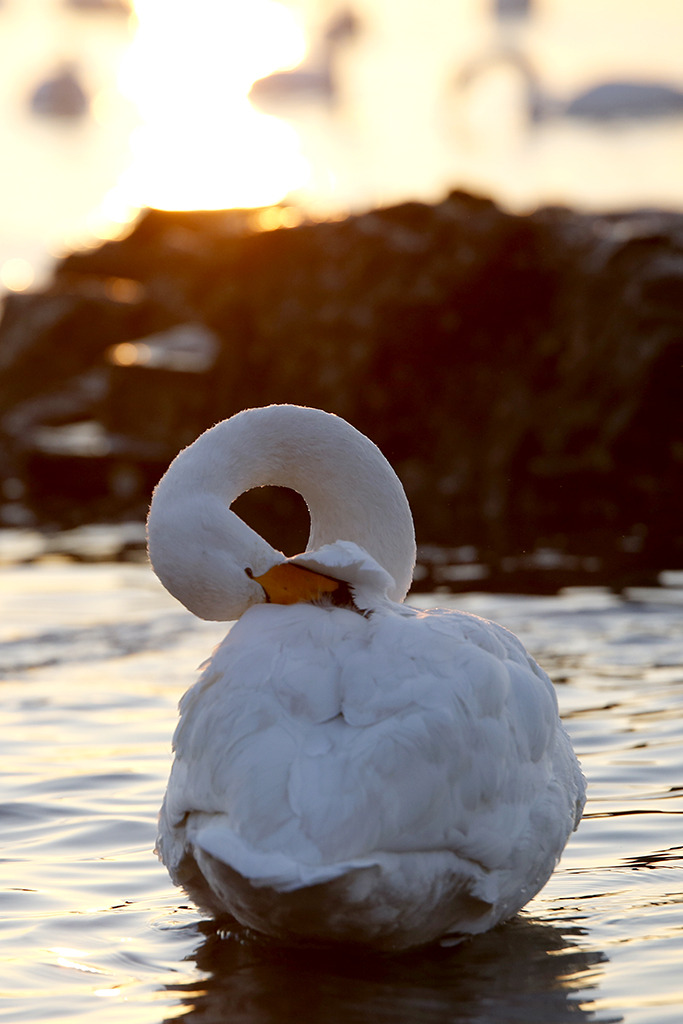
[245, 567, 254, 578]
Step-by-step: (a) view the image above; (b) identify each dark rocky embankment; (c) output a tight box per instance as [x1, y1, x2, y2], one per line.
[1, 191, 681, 591]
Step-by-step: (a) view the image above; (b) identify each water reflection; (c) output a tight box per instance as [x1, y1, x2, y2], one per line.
[165, 916, 618, 1024]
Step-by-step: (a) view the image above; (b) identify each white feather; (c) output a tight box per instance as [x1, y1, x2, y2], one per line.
[149, 405, 586, 950]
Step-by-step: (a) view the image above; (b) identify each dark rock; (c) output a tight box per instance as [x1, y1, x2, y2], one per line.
[1, 193, 682, 589]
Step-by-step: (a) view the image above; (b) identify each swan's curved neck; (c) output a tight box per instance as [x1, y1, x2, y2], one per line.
[151, 406, 416, 605]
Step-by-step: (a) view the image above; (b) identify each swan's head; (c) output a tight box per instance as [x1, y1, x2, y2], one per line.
[148, 496, 368, 620]
[147, 491, 283, 621]
[147, 405, 416, 620]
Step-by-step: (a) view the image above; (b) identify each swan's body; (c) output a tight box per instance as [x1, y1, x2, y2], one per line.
[456, 48, 683, 125]
[148, 405, 585, 950]
[249, 10, 359, 110]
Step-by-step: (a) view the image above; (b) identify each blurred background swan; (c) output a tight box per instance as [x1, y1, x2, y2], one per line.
[455, 46, 683, 125]
[249, 9, 360, 109]
[29, 62, 90, 119]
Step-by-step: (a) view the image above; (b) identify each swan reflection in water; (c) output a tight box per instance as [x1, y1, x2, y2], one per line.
[162, 915, 616, 1024]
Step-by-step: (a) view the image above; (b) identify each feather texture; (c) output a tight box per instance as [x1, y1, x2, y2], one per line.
[157, 562, 584, 948]
[149, 406, 586, 950]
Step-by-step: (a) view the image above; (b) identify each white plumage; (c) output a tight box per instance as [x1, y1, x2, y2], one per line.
[148, 404, 585, 950]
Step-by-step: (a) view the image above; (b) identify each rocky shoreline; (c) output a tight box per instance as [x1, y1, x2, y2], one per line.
[1, 190, 681, 592]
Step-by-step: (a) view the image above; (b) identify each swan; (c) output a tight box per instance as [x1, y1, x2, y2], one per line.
[148, 404, 586, 950]
[29, 63, 89, 120]
[456, 48, 683, 124]
[249, 10, 359, 109]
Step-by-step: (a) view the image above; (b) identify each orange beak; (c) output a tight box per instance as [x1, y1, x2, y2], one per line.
[253, 561, 342, 606]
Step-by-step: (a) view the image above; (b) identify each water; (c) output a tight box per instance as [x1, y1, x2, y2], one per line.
[1, 560, 682, 1023]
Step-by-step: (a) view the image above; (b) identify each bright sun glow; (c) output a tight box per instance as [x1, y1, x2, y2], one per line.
[110, 0, 309, 212]
[0, 257, 35, 292]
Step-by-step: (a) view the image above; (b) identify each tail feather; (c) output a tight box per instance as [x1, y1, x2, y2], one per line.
[195, 824, 375, 891]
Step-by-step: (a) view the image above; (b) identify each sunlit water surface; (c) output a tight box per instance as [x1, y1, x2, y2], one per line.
[1, 562, 682, 1023]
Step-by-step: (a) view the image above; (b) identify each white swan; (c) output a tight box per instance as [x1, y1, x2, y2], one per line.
[249, 10, 359, 109]
[148, 404, 585, 950]
[456, 48, 683, 124]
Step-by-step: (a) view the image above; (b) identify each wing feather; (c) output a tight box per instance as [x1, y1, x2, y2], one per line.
[161, 600, 575, 883]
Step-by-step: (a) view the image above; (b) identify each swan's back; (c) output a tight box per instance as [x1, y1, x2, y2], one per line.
[158, 600, 585, 949]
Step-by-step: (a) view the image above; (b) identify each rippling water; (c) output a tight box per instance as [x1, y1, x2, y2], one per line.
[1, 562, 682, 1023]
